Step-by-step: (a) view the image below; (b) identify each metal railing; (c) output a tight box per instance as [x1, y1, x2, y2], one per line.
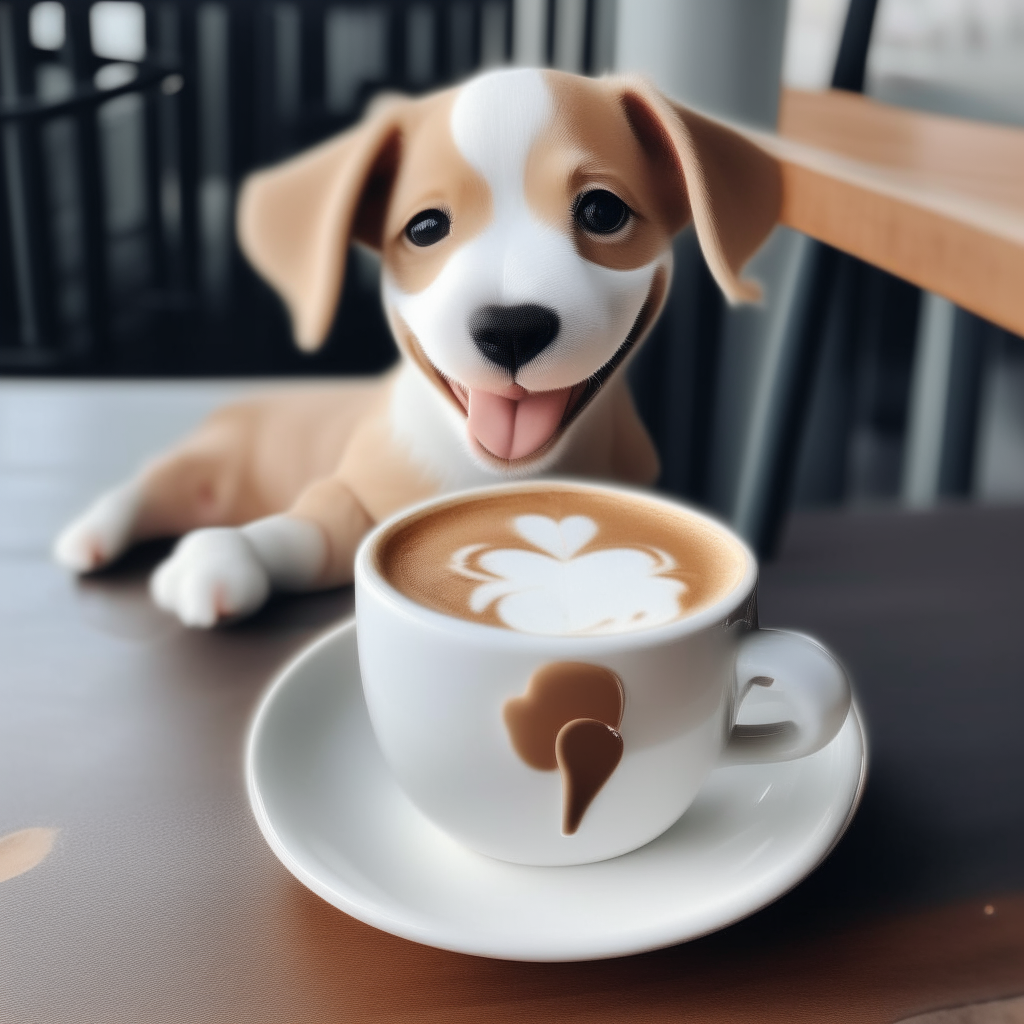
[0, 0, 617, 374]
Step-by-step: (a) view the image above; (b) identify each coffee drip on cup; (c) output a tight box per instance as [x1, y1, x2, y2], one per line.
[504, 662, 624, 834]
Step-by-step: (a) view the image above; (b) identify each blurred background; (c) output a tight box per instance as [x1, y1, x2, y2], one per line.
[1, 0, 1022, 545]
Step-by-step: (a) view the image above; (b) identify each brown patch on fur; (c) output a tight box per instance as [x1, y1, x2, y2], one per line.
[526, 71, 780, 303]
[613, 75, 781, 303]
[527, 72, 684, 272]
[335, 404, 442, 525]
[238, 106, 405, 350]
[131, 381, 392, 544]
[380, 90, 493, 296]
[237, 86, 492, 348]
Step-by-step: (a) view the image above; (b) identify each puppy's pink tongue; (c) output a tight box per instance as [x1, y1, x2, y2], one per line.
[468, 388, 571, 460]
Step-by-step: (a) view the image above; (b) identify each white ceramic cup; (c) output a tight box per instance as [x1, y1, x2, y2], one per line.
[354, 481, 851, 866]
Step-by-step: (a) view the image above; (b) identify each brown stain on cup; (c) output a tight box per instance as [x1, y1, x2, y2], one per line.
[555, 718, 624, 835]
[503, 662, 624, 835]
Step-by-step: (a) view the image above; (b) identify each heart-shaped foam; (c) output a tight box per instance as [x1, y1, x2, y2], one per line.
[503, 662, 623, 770]
[555, 718, 624, 835]
[513, 515, 598, 560]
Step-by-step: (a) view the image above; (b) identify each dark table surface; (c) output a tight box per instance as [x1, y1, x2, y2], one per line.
[1, 381, 1023, 1024]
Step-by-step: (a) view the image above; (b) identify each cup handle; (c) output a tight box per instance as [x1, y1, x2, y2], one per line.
[723, 629, 851, 765]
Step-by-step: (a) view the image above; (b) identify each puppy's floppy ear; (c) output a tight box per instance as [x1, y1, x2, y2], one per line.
[611, 76, 781, 303]
[236, 97, 407, 351]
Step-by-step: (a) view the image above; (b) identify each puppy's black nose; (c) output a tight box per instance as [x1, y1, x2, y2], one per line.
[469, 304, 560, 375]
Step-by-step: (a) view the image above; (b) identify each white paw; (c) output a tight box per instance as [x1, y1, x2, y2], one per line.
[150, 528, 270, 628]
[53, 481, 143, 573]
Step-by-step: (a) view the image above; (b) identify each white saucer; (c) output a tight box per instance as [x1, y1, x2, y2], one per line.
[246, 620, 866, 962]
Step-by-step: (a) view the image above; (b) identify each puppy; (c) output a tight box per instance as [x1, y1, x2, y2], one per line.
[54, 68, 779, 627]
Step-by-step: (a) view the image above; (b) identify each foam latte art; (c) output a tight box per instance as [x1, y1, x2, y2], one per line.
[451, 515, 686, 635]
[373, 484, 747, 635]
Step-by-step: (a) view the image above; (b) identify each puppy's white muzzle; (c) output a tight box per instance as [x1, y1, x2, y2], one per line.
[384, 217, 665, 462]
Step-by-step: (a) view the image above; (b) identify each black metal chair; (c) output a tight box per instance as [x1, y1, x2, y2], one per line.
[0, 0, 565, 375]
[722, 0, 889, 555]
[725, 0, 999, 555]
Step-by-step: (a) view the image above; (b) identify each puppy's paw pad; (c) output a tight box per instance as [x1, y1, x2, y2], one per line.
[150, 528, 270, 628]
[53, 524, 112, 573]
[53, 483, 141, 573]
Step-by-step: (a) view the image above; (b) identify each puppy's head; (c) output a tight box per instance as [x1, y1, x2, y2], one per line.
[239, 69, 780, 470]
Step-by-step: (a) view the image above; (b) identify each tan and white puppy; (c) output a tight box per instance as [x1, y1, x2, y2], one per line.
[54, 68, 780, 627]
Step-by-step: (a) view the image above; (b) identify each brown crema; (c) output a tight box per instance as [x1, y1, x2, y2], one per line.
[373, 484, 747, 632]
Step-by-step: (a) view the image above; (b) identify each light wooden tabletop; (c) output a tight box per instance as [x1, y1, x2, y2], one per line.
[753, 88, 1024, 337]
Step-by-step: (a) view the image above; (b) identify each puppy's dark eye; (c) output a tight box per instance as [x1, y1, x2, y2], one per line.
[574, 190, 629, 234]
[405, 209, 451, 246]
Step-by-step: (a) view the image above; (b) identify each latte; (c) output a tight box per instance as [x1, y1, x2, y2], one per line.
[373, 484, 747, 636]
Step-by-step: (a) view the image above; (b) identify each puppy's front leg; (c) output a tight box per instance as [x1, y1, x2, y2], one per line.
[150, 477, 373, 627]
[149, 516, 322, 627]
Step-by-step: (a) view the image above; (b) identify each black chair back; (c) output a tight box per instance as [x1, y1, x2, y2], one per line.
[1, 0, 610, 375]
